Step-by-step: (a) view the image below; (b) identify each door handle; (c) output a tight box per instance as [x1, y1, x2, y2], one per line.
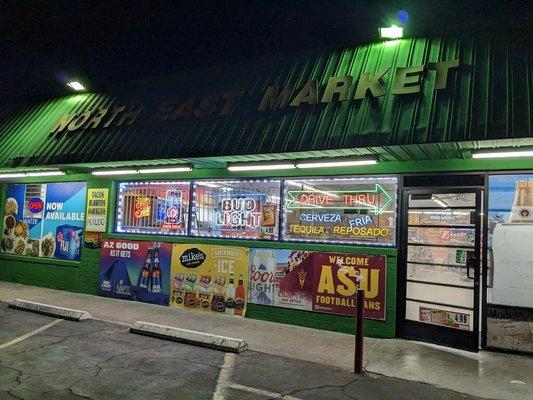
[466, 254, 477, 280]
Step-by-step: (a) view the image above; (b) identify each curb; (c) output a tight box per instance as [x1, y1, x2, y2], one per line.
[8, 299, 92, 321]
[130, 321, 248, 353]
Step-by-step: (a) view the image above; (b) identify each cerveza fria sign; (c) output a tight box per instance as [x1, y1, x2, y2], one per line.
[49, 59, 459, 135]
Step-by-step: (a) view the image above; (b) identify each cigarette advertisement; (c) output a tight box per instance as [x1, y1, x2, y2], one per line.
[170, 244, 249, 316]
[1, 182, 87, 260]
[98, 239, 172, 305]
[248, 249, 387, 320]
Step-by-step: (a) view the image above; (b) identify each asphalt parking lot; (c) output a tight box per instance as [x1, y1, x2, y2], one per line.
[0, 302, 489, 400]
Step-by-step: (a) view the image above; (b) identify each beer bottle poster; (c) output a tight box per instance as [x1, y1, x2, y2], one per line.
[98, 239, 172, 305]
[170, 244, 249, 316]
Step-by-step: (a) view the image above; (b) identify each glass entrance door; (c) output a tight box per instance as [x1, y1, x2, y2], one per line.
[398, 189, 482, 351]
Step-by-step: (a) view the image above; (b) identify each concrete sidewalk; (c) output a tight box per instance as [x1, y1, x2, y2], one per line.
[0, 281, 530, 400]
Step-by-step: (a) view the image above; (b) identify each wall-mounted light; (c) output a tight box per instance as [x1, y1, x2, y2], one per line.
[227, 161, 296, 172]
[26, 171, 65, 177]
[0, 173, 27, 179]
[138, 165, 193, 174]
[0, 170, 65, 179]
[379, 25, 403, 39]
[472, 148, 533, 159]
[296, 157, 378, 169]
[92, 169, 138, 176]
[67, 81, 86, 91]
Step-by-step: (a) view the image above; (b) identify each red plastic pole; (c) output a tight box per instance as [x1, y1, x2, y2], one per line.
[354, 288, 364, 373]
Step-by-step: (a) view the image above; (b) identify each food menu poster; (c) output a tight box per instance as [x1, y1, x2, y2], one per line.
[98, 239, 172, 305]
[170, 243, 249, 316]
[248, 248, 387, 320]
[1, 182, 87, 260]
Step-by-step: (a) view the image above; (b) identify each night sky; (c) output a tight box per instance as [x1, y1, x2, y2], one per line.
[1, 0, 530, 103]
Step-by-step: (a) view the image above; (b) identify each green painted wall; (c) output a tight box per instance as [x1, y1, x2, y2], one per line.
[0, 157, 531, 338]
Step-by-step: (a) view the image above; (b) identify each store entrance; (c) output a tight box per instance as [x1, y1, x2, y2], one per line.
[397, 187, 482, 352]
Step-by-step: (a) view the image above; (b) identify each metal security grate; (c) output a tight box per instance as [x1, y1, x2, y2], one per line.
[117, 182, 190, 235]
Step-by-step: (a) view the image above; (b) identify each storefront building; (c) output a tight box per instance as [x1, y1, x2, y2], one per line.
[0, 36, 531, 353]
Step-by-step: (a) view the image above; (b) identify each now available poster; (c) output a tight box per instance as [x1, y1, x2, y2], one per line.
[1, 182, 86, 260]
[98, 239, 172, 305]
[248, 249, 387, 320]
[170, 244, 249, 316]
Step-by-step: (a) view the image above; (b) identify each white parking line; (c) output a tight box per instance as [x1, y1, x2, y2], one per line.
[0, 319, 63, 350]
[228, 382, 302, 400]
[213, 352, 236, 400]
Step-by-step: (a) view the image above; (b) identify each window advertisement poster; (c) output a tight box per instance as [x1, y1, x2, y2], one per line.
[283, 177, 397, 246]
[170, 243, 249, 316]
[248, 248, 387, 320]
[487, 305, 533, 353]
[1, 182, 86, 260]
[115, 181, 190, 236]
[191, 180, 281, 240]
[487, 174, 533, 353]
[98, 239, 172, 305]
[86, 188, 109, 232]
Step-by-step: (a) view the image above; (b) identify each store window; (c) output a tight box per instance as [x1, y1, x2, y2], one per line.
[487, 174, 533, 353]
[191, 180, 281, 239]
[116, 181, 190, 235]
[282, 177, 397, 246]
[1, 182, 87, 260]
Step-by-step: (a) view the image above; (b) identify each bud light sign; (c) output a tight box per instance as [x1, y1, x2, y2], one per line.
[28, 198, 44, 214]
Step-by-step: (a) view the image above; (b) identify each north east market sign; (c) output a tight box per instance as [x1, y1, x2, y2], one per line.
[49, 59, 459, 135]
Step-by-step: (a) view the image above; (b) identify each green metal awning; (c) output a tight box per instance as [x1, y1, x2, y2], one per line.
[0, 37, 530, 170]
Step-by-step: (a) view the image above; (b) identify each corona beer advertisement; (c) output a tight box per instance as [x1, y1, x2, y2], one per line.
[248, 249, 387, 320]
[98, 239, 172, 305]
[170, 243, 249, 316]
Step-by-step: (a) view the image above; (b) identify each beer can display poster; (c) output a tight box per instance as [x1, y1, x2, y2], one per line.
[98, 239, 172, 305]
[170, 244, 249, 316]
[248, 249, 387, 320]
[1, 182, 87, 260]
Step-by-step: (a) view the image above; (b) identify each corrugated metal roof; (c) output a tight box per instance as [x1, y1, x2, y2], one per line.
[0, 37, 530, 168]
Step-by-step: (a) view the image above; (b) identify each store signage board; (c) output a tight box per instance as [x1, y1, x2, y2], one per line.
[49, 59, 459, 135]
[86, 188, 108, 232]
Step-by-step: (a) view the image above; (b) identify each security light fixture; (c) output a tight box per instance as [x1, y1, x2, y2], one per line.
[296, 157, 378, 169]
[379, 25, 403, 39]
[67, 81, 86, 91]
[472, 148, 533, 159]
[227, 162, 296, 172]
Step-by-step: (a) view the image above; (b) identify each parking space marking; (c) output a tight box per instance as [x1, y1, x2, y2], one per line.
[213, 352, 236, 400]
[0, 318, 63, 350]
[228, 382, 302, 400]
